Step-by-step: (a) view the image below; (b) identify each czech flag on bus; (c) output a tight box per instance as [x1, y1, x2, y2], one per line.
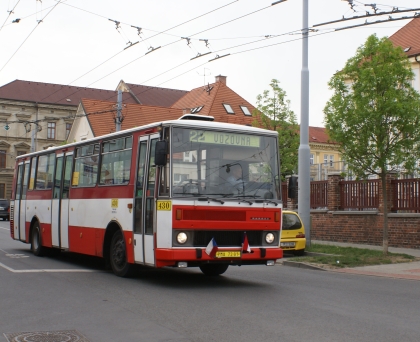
[205, 237, 218, 257]
[242, 232, 251, 253]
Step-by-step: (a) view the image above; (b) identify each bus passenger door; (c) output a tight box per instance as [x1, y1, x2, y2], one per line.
[134, 134, 158, 265]
[14, 162, 29, 241]
[51, 153, 73, 249]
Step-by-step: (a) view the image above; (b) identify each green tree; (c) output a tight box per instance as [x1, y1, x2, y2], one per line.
[324, 34, 420, 254]
[253, 79, 299, 180]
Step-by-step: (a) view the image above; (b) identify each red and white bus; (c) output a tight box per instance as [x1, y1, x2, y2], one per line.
[10, 116, 283, 277]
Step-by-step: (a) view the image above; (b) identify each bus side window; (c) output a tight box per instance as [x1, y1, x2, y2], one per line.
[36, 153, 55, 190]
[73, 144, 99, 187]
[100, 137, 132, 185]
[28, 157, 37, 190]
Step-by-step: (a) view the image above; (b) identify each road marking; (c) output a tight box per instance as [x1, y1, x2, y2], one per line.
[5, 253, 29, 258]
[0, 262, 97, 273]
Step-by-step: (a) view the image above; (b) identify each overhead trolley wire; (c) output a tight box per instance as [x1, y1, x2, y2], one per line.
[0, 0, 63, 75]
[0, 0, 21, 33]
[59, 0, 240, 85]
[83, 2, 281, 89]
[1, 0, 69, 29]
[13, 0, 241, 109]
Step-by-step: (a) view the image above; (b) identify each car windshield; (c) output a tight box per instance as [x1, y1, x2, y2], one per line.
[171, 127, 280, 199]
[282, 213, 302, 230]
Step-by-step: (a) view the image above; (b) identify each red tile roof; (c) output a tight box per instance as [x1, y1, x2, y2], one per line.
[125, 83, 188, 107]
[81, 99, 183, 137]
[0, 80, 139, 106]
[389, 17, 420, 57]
[171, 80, 256, 125]
[309, 126, 333, 144]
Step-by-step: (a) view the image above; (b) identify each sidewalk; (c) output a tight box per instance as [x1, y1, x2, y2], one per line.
[284, 240, 420, 281]
[312, 240, 420, 258]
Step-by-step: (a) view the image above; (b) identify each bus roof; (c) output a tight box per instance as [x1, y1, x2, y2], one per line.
[16, 119, 278, 159]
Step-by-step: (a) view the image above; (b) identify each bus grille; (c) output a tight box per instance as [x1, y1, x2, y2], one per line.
[193, 230, 262, 247]
[183, 210, 246, 221]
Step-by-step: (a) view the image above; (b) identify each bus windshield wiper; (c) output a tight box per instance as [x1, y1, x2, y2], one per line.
[255, 199, 278, 206]
[233, 197, 253, 205]
[197, 197, 224, 204]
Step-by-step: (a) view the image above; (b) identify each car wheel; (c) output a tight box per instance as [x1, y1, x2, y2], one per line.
[31, 221, 45, 256]
[110, 230, 135, 277]
[199, 264, 229, 276]
[293, 249, 305, 256]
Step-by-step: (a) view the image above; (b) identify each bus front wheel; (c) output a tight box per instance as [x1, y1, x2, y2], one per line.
[31, 221, 45, 257]
[199, 264, 229, 276]
[110, 230, 134, 277]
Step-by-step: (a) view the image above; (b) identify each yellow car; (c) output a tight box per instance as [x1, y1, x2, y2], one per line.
[281, 211, 306, 256]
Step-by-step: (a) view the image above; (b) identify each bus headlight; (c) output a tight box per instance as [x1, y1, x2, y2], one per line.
[265, 233, 275, 244]
[176, 232, 188, 244]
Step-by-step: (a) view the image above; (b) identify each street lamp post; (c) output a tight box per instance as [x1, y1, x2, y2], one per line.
[298, 0, 311, 247]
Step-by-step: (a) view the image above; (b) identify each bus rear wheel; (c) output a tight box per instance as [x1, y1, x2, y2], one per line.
[110, 230, 134, 277]
[199, 264, 229, 276]
[31, 221, 45, 257]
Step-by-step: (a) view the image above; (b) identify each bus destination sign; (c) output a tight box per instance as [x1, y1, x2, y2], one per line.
[189, 130, 260, 147]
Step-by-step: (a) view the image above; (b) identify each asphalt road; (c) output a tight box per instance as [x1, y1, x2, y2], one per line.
[1, 220, 419, 342]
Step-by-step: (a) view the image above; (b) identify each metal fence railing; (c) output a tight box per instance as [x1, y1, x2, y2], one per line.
[310, 181, 328, 209]
[392, 178, 420, 213]
[283, 177, 420, 212]
[339, 180, 380, 211]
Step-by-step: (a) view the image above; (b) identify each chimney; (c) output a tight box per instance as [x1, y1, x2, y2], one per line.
[215, 75, 227, 85]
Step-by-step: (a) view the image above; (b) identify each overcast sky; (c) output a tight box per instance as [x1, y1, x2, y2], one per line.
[0, 0, 417, 127]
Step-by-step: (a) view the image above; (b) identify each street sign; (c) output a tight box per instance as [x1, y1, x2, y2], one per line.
[4, 124, 9, 131]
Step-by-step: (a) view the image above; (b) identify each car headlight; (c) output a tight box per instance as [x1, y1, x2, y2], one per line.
[176, 232, 188, 244]
[265, 232, 275, 244]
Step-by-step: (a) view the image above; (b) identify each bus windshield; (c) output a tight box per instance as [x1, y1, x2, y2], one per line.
[171, 127, 280, 199]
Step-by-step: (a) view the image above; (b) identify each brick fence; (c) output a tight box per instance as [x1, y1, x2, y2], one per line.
[286, 173, 420, 249]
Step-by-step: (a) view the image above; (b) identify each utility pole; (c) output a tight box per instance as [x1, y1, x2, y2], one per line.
[298, 0, 311, 247]
[116, 89, 122, 132]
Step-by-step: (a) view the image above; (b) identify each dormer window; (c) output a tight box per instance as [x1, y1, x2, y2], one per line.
[191, 106, 204, 114]
[223, 103, 234, 114]
[240, 105, 251, 116]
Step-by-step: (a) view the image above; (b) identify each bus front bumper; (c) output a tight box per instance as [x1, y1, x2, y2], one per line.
[155, 247, 283, 268]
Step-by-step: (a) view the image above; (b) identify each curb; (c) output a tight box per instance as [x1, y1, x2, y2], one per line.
[280, 260, 327, 271]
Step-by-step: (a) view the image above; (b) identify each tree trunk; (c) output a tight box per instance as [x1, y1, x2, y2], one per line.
[381, 173, 389, 255]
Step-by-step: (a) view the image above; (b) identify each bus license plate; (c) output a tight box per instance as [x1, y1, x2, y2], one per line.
[215, 251, 241, 258]
[281, 242, 296, 247]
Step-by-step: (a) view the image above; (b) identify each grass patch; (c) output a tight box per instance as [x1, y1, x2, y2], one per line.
[288, 243, 417, 268]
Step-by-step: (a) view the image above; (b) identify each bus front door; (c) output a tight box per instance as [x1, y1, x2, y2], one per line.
[133, 134, 158, 266]
[14, 161, 30, 241]
[51, 153, 73, 249]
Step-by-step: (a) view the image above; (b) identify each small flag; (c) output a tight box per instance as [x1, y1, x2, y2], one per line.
[205, 237, 218, 257]
[242, 232, 251, 253]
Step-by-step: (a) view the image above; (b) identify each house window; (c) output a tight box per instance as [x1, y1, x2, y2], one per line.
[66, 123, 72, 139]
[0, 150, 6, 168]
[329, 155, 334, 167]
[240, 105, 251, 116]
[47, 122, 56, 139]
[223, 104, 235, 114]
[310, 154, 314, 165]
[324, 154, 328, 165]
[17, 151, 27, 156]
[0, 183, 4, 198]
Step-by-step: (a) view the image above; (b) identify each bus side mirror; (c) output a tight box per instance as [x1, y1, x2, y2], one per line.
[155, 140, 168, 166]
[288, 176, 298, 199]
